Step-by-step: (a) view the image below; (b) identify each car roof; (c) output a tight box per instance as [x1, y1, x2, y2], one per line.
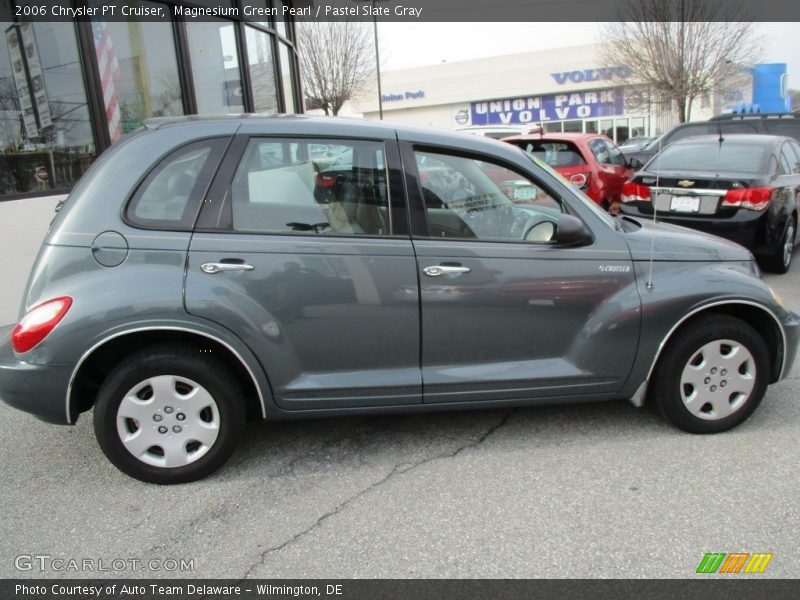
[140, 113, 524, 158]
[502, 132, 607, 143]
[669, 133, 787, 147]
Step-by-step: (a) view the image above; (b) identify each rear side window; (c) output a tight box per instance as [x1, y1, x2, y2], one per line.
[230, 138, 390, 236]
[127, 138, 228, 230]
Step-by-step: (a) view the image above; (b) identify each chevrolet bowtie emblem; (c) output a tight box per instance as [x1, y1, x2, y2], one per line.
[677, 180, 695, 187]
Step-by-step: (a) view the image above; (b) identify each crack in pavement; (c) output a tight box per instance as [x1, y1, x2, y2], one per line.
[236, 409, 517, 582]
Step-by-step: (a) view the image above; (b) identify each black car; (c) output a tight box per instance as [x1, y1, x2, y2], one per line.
[620, 134, 800, 273]
[625, 112, 800, 167]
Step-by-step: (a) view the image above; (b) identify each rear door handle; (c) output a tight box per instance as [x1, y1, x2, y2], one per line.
[423, 265, 471, 277]
[201, 262, 255, 274]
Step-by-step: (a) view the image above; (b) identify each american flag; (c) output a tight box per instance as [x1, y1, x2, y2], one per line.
[92, 22, 122, 143]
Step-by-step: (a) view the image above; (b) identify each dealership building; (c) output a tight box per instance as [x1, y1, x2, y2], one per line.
[351, 43, 788, 143]
[1, 1, 304, 201]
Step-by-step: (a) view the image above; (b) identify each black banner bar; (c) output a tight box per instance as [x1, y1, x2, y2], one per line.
[3, 579, 800, 600]
[6, 0, 800, 23]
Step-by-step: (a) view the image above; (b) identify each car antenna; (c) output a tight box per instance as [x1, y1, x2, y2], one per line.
[645, 133, 663, 292]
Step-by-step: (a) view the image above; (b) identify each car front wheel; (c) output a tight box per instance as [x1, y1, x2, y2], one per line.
[93, 345, 245, 484]
[651, 315, 769, 433]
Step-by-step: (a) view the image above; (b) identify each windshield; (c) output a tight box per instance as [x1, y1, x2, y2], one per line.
[523, 152, 617, 229]
[649, 141, 767, 174]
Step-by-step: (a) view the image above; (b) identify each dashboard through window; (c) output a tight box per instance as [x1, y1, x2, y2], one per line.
[414, 150, 564, 243]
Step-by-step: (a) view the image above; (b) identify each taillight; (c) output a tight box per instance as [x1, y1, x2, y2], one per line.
[621, 181, 651, 203]
[722, 187, 774, 211]
[316, 173, 336, 189]
[11, 297, 72, 353]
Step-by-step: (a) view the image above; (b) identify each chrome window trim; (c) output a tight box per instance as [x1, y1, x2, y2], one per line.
[65, 326, 267, 424]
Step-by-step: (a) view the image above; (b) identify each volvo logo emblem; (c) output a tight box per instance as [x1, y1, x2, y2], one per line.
[677, 180, 695, 187]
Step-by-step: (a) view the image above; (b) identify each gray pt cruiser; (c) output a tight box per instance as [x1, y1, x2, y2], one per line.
[1, 116, 798, 483]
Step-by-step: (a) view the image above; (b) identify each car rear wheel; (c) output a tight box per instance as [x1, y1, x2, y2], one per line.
[93, 345, 245, 484]
[765, 217, 795, 274]
[651, 315, 769, 433]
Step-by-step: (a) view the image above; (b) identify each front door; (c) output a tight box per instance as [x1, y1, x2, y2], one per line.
[404, 144, 641, 404]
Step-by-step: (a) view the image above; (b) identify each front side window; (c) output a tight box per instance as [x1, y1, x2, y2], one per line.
[779, 143, 798, 175]
[589, 139, 610, 164]
[415, 150, 562, 243]
[604, 140, 626, 166]
[127, 138, 227, 229]
[230, 138, 389, 236]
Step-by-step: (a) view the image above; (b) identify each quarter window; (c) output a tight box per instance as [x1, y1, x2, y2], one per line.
[414, 150, 563, 243]
[127, 138, 227, 229]
[230, 138, 390, 236]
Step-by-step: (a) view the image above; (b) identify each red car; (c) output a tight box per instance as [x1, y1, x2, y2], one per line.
[502, 132, 635, 212]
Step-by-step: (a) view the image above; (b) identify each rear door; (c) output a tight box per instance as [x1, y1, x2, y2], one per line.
[184, 134, 421, 411]
[402, 142, 640, 404]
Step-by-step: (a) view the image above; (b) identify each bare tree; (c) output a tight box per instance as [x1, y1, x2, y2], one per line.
[600, 0, 762, 122]
[296, 21, 375, 116]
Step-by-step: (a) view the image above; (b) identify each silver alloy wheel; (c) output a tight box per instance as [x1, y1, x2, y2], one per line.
[116, 375, 220, 468]
[679, 339, 756, 420]
[783, 223, 794, 269]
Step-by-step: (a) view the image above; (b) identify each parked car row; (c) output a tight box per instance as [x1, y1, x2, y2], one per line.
[2, 115, 798, 483]
[502, 111, 800, 274]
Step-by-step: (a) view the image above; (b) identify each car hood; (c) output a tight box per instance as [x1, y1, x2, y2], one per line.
[621, 216, 753, 262]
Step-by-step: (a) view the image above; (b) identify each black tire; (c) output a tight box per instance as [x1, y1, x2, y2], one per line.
[651, 315, 770, 434]
[93, 345, 246, 484]
[764, 216, 795, 274]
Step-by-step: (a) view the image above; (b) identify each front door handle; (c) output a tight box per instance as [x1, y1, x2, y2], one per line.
[201, 262, 255, 274]
[423, 265, 471, 277]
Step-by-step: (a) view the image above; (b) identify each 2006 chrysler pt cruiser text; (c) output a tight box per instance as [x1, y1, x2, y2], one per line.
[0, 115, 798, 483]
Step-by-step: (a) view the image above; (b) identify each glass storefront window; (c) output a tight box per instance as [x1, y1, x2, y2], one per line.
[614, 118, 629, 144]
[273, 1, 289, 38]
[544, 122, 562, 133]
[92, 13, 184, 142]
[245, 26, 278, 113]
[186, 20, 244, 114]
[563, 120, 582, 133]
[1, 20, 94, 197]
[585, 121, 598, 134]
[599, 119, 614, 140]
[278, 41, 295, 113]
[629, 117, 646, 139]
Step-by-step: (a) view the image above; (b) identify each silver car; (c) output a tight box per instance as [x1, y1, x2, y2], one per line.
[1, 116, 798, 483]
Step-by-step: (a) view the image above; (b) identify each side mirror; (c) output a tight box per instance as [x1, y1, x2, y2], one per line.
[555, 213, 593, 246]
[627, 157, 643, 170]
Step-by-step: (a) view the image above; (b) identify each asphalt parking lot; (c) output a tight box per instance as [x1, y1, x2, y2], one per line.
[0, 196, 798, 579]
